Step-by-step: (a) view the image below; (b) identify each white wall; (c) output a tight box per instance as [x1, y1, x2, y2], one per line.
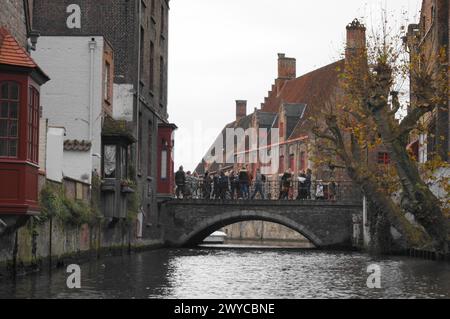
[63, 151, 92, 184]
[46, 127, 65, 183]
[33, 36, 105, 184]
[113, 83, 134, 121]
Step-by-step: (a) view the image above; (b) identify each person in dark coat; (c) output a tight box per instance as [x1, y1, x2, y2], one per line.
[305, 169, 312, 199]
[297, 172, 308, 200]
[329, 180, 337, 201]
[229, 171, 239, 200]
[239, 166, 250, 199]
[219, 171, 230, 200]
[202, 172, 212, 199]
[279, 169, 293, 200]
[251, 169, 266, 200]
[212, 173, 220, 199]
[175, 166, 186, 199]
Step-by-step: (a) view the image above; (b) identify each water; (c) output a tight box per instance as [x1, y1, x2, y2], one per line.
[1, 247, 449, 299]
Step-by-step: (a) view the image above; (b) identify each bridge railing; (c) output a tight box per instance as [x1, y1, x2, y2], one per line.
[179, 179, 362, 202]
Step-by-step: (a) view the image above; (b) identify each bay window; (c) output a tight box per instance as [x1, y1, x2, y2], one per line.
[0, 26, 50, 216]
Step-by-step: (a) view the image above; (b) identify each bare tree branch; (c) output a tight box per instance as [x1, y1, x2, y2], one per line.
[388, 91, 402, 116]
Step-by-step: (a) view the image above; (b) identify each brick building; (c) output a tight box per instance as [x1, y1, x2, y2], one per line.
[194, 19, 391, 242]
[196, 20, 389, 186]
[0, 0, 33, 49]
[407, 0, 449, 164]
[32, 0, 176, 237]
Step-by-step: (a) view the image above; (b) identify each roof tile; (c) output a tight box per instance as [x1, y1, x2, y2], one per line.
[0, 27, 37, 68]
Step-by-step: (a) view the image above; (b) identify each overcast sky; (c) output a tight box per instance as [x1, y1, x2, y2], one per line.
[168, 0, 422, 172]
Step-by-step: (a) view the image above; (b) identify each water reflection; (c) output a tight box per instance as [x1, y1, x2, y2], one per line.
[1, 248, 449, 299]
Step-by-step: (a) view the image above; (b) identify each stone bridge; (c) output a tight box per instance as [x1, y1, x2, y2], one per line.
[161, 200, 363, 249]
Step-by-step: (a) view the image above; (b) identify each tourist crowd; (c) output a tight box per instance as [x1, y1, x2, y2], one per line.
[174, 166, 338, 201]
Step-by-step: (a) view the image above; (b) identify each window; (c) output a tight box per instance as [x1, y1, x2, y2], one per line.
[120, 145, 128, 179]
[279, 155, 285, 174]
[419, 134, 428, 163]
[104, 145, 117, 178]
[161, 149, 167, 180]
[76, 182, 84, 200]
[27, 87, 39, 163]
[289, 154, 295, 171]
[279, 122, 284, 138]
[0, 82, 20, 158]
[299, 151, 306, 171]
[104, 62, 111, 102]
[140, 27, 145, 77]
[159, 56, 164, 103]
[377, 152, 390, 165]
[147, 121, 153, 177]
[149, 41, 155, 91]
[138, 113, 143, 172]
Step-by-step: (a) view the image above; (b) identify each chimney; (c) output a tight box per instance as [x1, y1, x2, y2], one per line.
[236, 100, 247, 121]
[277, 53, 296, 80]
[276, 53, 296, 93]
[346, 19, 366, 60]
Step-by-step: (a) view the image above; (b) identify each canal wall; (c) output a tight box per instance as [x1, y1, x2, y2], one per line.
[222, 221, 310, 243]
[0, 218, 163, 278]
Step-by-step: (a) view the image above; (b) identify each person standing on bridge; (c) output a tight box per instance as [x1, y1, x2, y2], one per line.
[230, 171, 239, 200]
[297, 172, 308, 200]
[279, 169, 293, 200]
[329, 180, 337, 201]
[305, 169, 312, 199]
[239, 166, 250, 199]
[315, 180, 325, 200]
[175, 166, 186, 199]
[184, 171, 194, 199]
[202, 172, 212, 199]
[218, 170, 230, 200]
[192, 172, 200, 199]
[251, 168, 266, 200]
[212, 173, 221, 199]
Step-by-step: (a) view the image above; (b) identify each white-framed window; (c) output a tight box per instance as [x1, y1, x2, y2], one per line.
[161, 149, 167, 179]
[419, 134, 428, 164]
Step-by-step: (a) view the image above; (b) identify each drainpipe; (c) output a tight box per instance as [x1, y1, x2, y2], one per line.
[363, 196, 370, 248]
[88, 38, 97, 142]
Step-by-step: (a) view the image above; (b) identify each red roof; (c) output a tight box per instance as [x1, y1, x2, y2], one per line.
[0, 27, 38, 68]
[263, 60, 344, 113]
[262, 60, 344, 139]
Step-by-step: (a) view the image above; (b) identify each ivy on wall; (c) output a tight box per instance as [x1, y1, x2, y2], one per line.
[37, 181, 102, 227]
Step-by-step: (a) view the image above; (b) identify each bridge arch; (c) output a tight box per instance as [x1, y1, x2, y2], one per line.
[178, 210, 324, 247]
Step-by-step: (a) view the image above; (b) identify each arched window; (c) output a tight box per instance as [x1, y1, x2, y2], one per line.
[0, 82, 20, 158]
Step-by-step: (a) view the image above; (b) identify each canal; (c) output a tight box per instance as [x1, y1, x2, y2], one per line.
[1, 247, 450, 299]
